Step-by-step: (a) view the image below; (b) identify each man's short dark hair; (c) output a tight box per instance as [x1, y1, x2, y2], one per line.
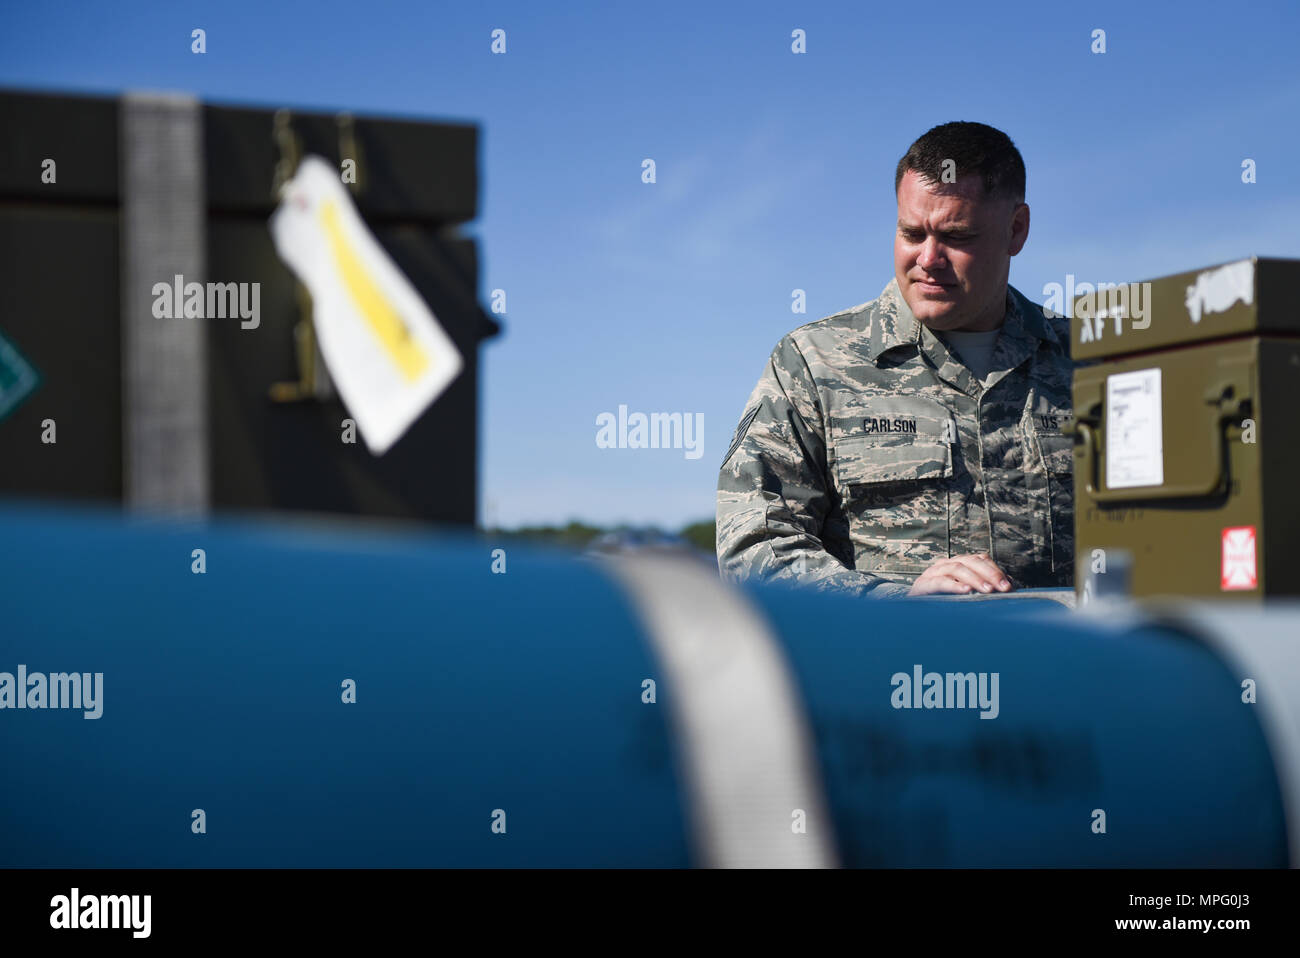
[894, 121, 1025, 204]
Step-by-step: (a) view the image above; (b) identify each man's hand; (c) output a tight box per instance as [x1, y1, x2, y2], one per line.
[907, 553, 1013, 596]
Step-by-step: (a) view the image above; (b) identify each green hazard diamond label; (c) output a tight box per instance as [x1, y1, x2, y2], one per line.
[0, 328, 41, 423]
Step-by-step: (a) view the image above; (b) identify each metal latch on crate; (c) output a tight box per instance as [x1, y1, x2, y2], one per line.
[268, 109, 365, 404]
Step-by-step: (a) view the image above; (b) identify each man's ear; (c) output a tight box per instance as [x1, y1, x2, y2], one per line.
[1008, 202, 1029, 256]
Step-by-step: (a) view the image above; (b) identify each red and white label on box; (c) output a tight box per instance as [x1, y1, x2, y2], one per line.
[1221, 526, 1257, 591]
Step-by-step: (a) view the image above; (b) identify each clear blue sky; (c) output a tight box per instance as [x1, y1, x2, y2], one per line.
[3, 0, 1298, 530]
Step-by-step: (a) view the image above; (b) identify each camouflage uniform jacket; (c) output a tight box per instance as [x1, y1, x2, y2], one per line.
[717, 277, 1076, 598]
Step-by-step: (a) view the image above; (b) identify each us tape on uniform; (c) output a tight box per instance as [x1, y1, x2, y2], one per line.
[269, 155, 462, 455]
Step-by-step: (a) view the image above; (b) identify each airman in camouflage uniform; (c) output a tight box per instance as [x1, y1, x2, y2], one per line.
[717, 122, 1076, 598]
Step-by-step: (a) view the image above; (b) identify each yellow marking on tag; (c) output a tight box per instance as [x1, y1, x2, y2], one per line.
[320, 199, 430, 381]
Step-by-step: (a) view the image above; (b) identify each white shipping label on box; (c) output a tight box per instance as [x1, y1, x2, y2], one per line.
[269, 155, 463, 455]
[1106, 367, 1163, 489]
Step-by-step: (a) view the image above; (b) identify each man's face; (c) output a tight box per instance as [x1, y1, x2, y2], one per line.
[893, 169, 1029, 333]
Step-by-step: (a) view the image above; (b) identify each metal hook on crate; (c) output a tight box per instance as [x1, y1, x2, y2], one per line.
[271, 108, 301, 197]
[269, 108, 334, 403]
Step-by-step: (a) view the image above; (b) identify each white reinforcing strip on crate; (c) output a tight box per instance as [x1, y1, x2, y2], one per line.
[599, 552, 838, 868]
[120, 91, 208, 513]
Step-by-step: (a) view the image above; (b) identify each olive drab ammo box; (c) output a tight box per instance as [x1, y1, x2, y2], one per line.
[1068, 257, 1300, 600]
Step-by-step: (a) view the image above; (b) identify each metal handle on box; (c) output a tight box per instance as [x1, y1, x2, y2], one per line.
[1068, 375, 1251, 503]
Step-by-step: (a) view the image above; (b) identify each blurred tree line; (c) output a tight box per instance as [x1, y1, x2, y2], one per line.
[482, 519, 716, 556]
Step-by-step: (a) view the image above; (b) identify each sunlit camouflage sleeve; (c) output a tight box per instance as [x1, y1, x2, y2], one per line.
[717, 278, 1077, 598]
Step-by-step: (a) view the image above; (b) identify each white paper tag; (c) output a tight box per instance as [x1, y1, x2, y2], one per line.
[269, 155, 463, 455]
[1106, 367, 1163, 489]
